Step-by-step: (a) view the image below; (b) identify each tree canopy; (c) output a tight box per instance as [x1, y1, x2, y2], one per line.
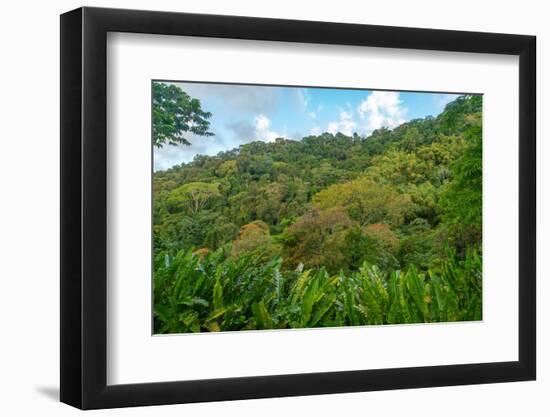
[153, 83, 214, 148]
[153, 94, 484, 332]
[154, 94, 482, 271]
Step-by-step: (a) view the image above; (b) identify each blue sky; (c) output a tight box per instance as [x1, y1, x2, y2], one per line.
[154, 81, 461, 171]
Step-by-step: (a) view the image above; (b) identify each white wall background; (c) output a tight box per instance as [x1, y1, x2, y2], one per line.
[0, 0, 546, 415]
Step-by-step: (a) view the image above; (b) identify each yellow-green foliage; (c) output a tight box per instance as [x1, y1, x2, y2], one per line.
[313, 177, 414, 227]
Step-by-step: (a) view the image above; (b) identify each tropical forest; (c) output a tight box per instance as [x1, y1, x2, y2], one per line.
[152, 82, 482, 334]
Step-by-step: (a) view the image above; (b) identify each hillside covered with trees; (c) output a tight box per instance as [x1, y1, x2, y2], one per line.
[153, 91, 482, 333]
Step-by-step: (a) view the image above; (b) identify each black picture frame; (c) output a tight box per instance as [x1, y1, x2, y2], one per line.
[60, 6, 536, 410]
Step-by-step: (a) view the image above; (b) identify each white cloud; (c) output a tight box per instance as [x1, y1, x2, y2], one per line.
[308, 104, 324, 119]
[255, 114, 270, 130]
[254, 114, 282, 142]
[173, 82, 279, 114]
[155, 114, 284, 170]
[310, 126, 322, 136]
[153, 133, 228, 170]
[295, 88, 309, 112]
[226, 114, 284, 145]
[357, 91, 407, 134]
[327, 110, 357, 136]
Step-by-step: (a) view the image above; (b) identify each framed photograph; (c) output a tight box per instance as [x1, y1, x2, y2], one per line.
[60, 6, 536, 409]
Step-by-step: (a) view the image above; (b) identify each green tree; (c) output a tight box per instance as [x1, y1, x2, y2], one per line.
[313, 177, 414, 227]
[340, 224, 399, 272]
[153, 83, 214, 148]
[166, 182, 221, 214]
[438, 123, 482, 255]
[440, 123, 482, 227]
[231, 221, 273, 257]
[152, 93, 483, 272]
[282, 207, 355, 272]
